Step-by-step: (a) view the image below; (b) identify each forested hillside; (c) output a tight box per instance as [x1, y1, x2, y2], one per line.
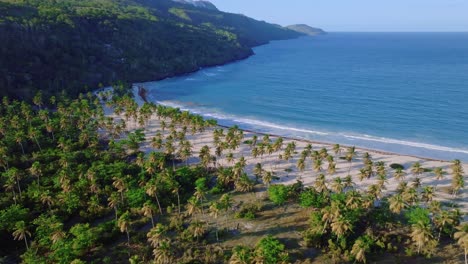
[0, 0, 302, 100]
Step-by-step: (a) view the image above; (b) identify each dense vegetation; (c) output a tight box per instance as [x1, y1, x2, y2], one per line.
[0, 0, 302, 100]
[0, 90, 466, 263]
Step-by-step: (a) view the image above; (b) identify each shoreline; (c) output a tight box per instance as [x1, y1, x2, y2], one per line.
[122, 86, 468, 215]
[133, 87, 453, 163]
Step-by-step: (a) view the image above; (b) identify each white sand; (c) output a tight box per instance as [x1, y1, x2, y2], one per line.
[102, 87, 468, 218]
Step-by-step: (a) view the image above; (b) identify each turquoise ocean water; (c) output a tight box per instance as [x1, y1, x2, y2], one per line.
[141, 33, 468, 161]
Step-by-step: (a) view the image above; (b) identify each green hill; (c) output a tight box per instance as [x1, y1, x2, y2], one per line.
[0, 0, 303, 100]
[286, 24, 326, 36]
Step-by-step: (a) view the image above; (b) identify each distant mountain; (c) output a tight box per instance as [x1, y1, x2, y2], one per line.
[0, 0, 302, 100]
[286, 24, 326, 36]
[172, 0, 218, 10]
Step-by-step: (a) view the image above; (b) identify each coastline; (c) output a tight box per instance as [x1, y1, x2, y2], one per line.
[132, 87, 451, 163]
[124, 86, 468, 216]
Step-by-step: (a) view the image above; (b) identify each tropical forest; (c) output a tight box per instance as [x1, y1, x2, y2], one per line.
[0, 0, 467, 264]
[0, 87, 466, 263]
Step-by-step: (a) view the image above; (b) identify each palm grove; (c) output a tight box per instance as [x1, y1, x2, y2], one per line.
[0, 89, 467, 263]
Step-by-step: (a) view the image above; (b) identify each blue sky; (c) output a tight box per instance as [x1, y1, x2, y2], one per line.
[208, 0, 468, 32]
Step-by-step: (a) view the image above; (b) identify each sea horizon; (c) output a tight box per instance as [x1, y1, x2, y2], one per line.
[139, 32, 468, 161]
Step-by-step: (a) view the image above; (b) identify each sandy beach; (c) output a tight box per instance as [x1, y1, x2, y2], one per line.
[102, 87, 468, 218]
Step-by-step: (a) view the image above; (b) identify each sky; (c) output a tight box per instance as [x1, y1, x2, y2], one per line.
[208, 0, 468, 32]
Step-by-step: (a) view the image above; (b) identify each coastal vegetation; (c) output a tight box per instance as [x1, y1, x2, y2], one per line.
[0, 0, 302, 100]
[0, 90, 466, 263]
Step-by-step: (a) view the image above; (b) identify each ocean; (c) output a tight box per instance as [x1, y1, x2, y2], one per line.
[140, 33, 468, 161]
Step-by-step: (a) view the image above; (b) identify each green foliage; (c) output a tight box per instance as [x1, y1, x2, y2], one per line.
[299, 188, 327, 208]
[405, 207, 430, 225]
[0, 204, 29, 231]
[390, 163, 404, 170]
[255, 235, 288, 264]
[235, 203, 262, 219]
[0, 0, 301, 100]
[126, 188, 146, 208]
[267, 185, 289, 206]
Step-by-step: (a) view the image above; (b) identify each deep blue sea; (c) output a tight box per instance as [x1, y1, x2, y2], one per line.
[141, 33, 468, 161]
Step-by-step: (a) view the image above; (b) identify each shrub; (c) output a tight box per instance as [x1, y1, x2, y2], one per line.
[268, 185, 289, 205]
[255, 235, 288, 263]
[235, 203, 262, 219]
[405, 207, 430, 225]
[299, 188, 327, 208]
[390, 163, 404, 170]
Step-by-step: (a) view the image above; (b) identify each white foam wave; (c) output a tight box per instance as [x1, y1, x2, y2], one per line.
[156, 100, 468, 156]
[203, 72, 217, 77]
[342, 134, 468, 154]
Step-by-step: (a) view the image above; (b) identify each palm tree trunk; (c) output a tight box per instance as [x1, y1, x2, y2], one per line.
[177, 192, 181, 215]
[34, 137, 42, 151]
[126, 229, 130, 245]
[114, 207, 118, 221]
[12, 189, 17, 205]
[16, 179, 22, 198]
[464, 248, 467, 264]
[150, 215, 155, 228]
[19, 143, 25, 155]
[154, 194, 163, 215]
[24, 236, 29, 250]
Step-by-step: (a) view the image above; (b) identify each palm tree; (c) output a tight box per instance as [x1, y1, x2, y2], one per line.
[235, 174, 254, 193]
[388, 194, 406, 214]
[147, 223, 167, 248]
[331, 177, 344, 193]
[313, 159, 323, 173]
[332, 144, 341, 158]
[314, 174, 328, 194]
[362, 152, 372, 166]
[118, 211, 132, 245]
[108, 192, 120, 221]
[421, 186, 435, 203]
[433, 210, 454, 241]
[153, 240, 174, 264]
[331, 217, 352, 239]
[199, 145, 212, 170]
[145, 178, 164, 215]
[12, 221, 31, 250]
[296, 158, 305, 180]
[411, 162, 424, 177]
[367, 184, 382, 201]
[433, 167, 445, 181]
[410, 221, 434, 255]
[262, 171, 273, 188]
[229, 246, 252, 264]
[345, 190, 362, 209]
[209, 202, 221, 241]
[254, 163, 264, 182]
[219, 194, 232, 226]
[49, 221, 66, 245]
[351, 237, 370, 263]
[141, 202, 156, 227]
[112, 176, 127, 203]
[328, 161, 337, 175]
[403, 187, 419, 205]
[451, 159, 465, 197]
[186, 197, 202, 220]
[188, 221, 206, 241]
[345, 146, 356, 174]
[29, 161, 42, 185]
[454, 223, 468, 264]
[393, 167, 405, 181]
